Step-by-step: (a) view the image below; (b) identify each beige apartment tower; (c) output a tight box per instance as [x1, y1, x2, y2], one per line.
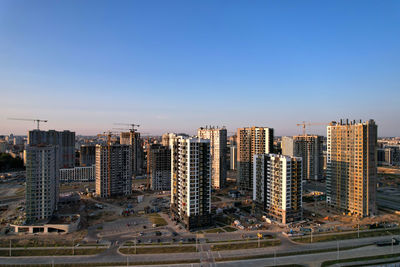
[326, 119, 377, 216]
[197, 126, 227, 189]
[237, 127, 274, 193]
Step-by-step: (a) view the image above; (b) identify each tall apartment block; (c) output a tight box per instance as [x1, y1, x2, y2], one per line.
[197, 126, 227, 189]
[28, 130, 75, 169]
[253, 154, 302, 224]
[327, 119, 377, 216]
[95, 144, 132, 198]
[282, 135, 324, 181]
[170, 136, 211, 230]
[237, 127, 274, 193]
[80, 145, 96, 166]
[281, 136, 294, 157]
[120, 131, 143, 175]
[148, 144, 171, 191]
[25, 145, 59, 224]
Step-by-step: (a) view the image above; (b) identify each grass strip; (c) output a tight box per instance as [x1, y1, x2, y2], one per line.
[292, 228, 400, 243]
[0, 259, 201, 266]
[215, 244, 369, 262]
[119, 245, 196, 254]
[0, 248, 106, 257]
[211, 240, 281, 251]
[321, 252, 400, 267]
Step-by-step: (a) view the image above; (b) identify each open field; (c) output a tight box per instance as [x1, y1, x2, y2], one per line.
[146, 213, 167, 226]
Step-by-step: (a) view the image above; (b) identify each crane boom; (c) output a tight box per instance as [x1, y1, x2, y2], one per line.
[296, 122, 328, 136]
[8, 118, 48, 130]
[113, 123, 140, 132]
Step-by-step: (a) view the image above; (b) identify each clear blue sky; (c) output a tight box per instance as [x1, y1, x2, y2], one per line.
[1, 0, 399, 136]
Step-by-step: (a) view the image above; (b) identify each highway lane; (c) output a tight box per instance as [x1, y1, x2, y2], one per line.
[0, 233, 398, 265]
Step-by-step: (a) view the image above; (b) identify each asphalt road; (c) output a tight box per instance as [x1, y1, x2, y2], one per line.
[1, 232, 399, 266]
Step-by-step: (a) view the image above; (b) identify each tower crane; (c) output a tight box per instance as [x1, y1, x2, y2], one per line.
[113, 123, 140, 133]
[296, 122, 329, 136]
[8, 118, 48, 130]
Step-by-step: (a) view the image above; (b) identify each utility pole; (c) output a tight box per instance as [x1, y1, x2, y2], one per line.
[311, 228, 313, 243]
[336, 240, 339, 261]
[357, 223, 360, 238]
[392, 235, 394, 254]
[134, 239, 137, 254]
[274, 250, 276, 266]
[9, 240, 11, 257]
[72, 238, 75, 255]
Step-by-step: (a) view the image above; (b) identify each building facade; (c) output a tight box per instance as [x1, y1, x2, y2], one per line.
[120, 131, 143, 176]
[170, 136, 211, 230]
[326, 119, 377, 216]
[253, 154, 302, 224]
[148, 144, 171, 191]
[28, 130, 75, 169]
[95, 144, 132, 198]
[60, 166, 95, 183]
[80, 145, 96, 166]
[237, 127, 274, 193]
[25, 145, 59, 224]
[197, 127, 227, 189]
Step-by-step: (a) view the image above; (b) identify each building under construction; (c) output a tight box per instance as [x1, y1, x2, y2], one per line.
[120, 131, 144, 176]
[28, 129, 75, 169]
[282, 135, 324, 181]
[148, 144, 171, 191]
[253, 154, 302, 224]
[95, 144, 132, 198]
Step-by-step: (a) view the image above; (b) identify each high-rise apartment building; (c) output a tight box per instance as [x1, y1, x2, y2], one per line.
[281, 136, 294, 157]
[170, 136, 211, 230]
[80, 145, 96, 166]
[253, 154, 302, 224]
[95, 144, 132, 198]
[282, 135, 324, 181]
[327, 119, 377, 216]
[28, 130, 75, 169]
[120, 131, 143, 175]
[197, 127, 227, 189]
[25, 145, 59, 223]
[237, 127, 274, 192]
[148, 144, 171, 191]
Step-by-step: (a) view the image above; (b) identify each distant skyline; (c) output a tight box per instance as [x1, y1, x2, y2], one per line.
[1, 0, 399, 136]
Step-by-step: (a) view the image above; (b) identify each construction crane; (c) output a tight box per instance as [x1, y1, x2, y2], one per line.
[296, 122, 328, 136]
[8, 118, 48, 130]
[113, 123, 140, 133]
